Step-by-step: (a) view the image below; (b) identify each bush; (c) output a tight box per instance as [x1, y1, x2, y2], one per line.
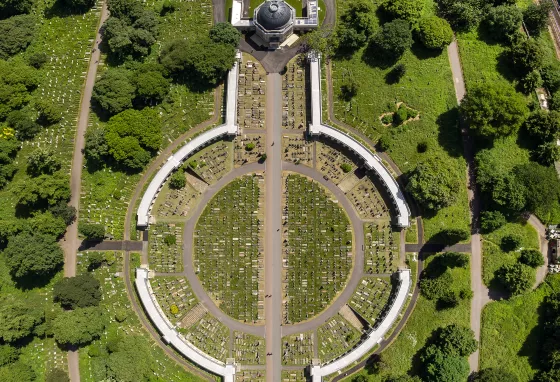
[27, 52, 48, 69]
[394, 105, 409, 125]
[369, 19, 413, 62]
[501, 234, 521, 252]
[163, 234, 176, 246]
[35, 99, 63, 125]
[480, 210, 506, 233]
[473, 368, 519, 382]
[417, 16, 454, 50]
[381, 114, 393, 125]
[382, 0, 424, 22]
[440, 228, 470, 244]
[523, 3, 554, 37]
[0, 15, 36, 60]
[27, 148, 61, 176]
[420, 272, 453, 300]
[245, 142, 255, 151]
[79, 223, 105, 241]
[169, 171, 186, 190]
[170, 304, 179, 315]
[340, 163, 352, 173]
[114, 309, 128, 323]
[519, 249, 544, 268]
[435, 324, 478, 357]
[209, 22, 241, 47]
[496, 263, 534, 295]
[484, 5, 523, 43]
[0, 344, 20, 366]
[417, 141, 428, 153]
[53, 274, 101, 309]
[438, 291, 460, 309]
[88, 252, 105, 270]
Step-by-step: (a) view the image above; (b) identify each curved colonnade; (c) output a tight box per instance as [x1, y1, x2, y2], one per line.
[133, 51, 412, 381]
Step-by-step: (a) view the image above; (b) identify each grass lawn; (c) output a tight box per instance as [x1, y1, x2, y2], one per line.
[482, 221, 539, 288]
[480, 274, 560, 381]
[340, 253, 470, 381]
[331, 0, 470, 242]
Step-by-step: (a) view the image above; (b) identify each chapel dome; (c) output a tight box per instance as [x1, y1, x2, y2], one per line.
[256, 0, 292, 31]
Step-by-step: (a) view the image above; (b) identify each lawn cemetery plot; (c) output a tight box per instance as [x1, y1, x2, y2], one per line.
[315, 142, 357, 185]
[233, 331, 266, 365]
[237, 54, 266, 130]
[317, 314, 363, 363]
[149, 223, 184, 273]
[234, 134, 266, 167]
[349, 277, 393, 327]
[236, 370, 265, 382]
[282, 57, 309, 130]
[151, 277, 198, 322]
[346, 177, 391, 220]
[281, 370, 308, 382]
[282, 173, 353, 324]
[181, 313, 230, 362]
[282, 134, 313, 166]
[364, 221, 399, 274]
[153, 174, 201, 220]
[282, 332, 314, 366]
[194, 175, 265, 322]
[186, 141, 232, 185]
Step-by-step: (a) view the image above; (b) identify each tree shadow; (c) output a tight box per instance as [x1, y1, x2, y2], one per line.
[410, 42, 443, 61]
[44, 0, 90, 19]
[436, 107, 462, 158]
[13, 267, 62, 290]
[361, 43, 400, 69]
[518, 303, 546, 370]
[496, 50, 518, 84]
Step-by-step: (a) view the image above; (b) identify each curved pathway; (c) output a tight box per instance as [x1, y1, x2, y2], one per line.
[61, 3, 109, 381]
[527, 214, 550, 287]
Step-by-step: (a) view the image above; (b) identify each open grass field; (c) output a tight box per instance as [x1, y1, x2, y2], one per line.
[340, 253, 470, 381]
[480, 274, 560, 382]
[194, 174, 265, 323]
[482, 221, 539, 288]
[77, 251, 206, 382]
[282, 173, 353, 323]
[330, 0, 470, 242]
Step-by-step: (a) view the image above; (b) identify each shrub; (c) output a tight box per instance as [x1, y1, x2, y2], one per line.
[419, 272, 453, 300]
[440, 228, 470, 244]
[484, 5, 523, 43]
[0, 15, 36, 60]
[417, 16, 454, 50]
[88, 252, 105, 270]
[27, 52, 48, 69]
[480, 210, 506, 233]
[79, 223, 105, 241]
[369, 19, 413, 62]
[438, 291, 460, 309]
[519, 249, 544, 268]
[169, 171, 186, 190]
[382, 0, 424, 22]
[417, 141, 428, 153]
[163, 234, 176, 246]
[53, 274, 101, 309]
[394, 105, 409, 125]
[381, 114, 393, 125]
[245, 142, 255, 151]
[501, 234, 521, 252]
[496, 263, 534, 295]
[340, 163, 352, 173]
[170, 304, 179, 315]
[114, 309, 128, 323]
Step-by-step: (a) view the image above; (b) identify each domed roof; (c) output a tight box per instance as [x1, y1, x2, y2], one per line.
[256, 0, 292, 31]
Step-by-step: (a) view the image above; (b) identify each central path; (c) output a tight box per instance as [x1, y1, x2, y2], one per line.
[264, 73, 283, 382]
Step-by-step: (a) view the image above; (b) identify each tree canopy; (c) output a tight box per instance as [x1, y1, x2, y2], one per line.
[53, 274, 101, 309]
[435, 324, 478, 357]
[406, 156, 462, 211]
[27, 148, 61, 176]
[61, 0, 96, 12]
[369, 19, 413, 62]
[209, 22, 241, 47]
[53, 306, 105, 347]
[437, 0, 484, 31]
[460, 83, 528, 139]
[515, 162, 560, 219]
[417, 16, 454, 50]
[474, 368, 519, 382]
[0, 0, 33, 19]
[92, 68, 136, 116]
[133, 69, 170, 105]
[0, 58, 38, 120]
[0, 15, 36, 60]
[519, 249, 544, 268]
[484, 5, 523, 43]
[497, 263, 534, 295]
[15, 170, 71, 211]
[0, 296, 44, 342]
[78, 223, 105, 241]
[0, 361, 36, 382]
[523, 3, 553, 37]
[383, 0, 424, 22]
[508, 39, 545, 76]
[3, 231, 63, 279]
[46, 368, 70, 382]
[106, 336, 152, 382]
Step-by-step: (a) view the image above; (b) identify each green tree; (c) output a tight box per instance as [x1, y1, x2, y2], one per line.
[524, 110, 560, 143]
[335, 24, 367, 54]
[521, 70, 542, 94]
[340, 71, 359, 101]
[438, 0, 483, 31]
[440, 228, 470, 244]
[393, 105, 409, 125]
[0, 58, 39, 119]
[53, 274, 101, 309]
[425, 353, 470, 382]
[49, 201, 77, 226]
[0, 135, 19, 189]
[340, 163, 352, 173]
[419, 272, 453, 300]
[509, 39, 545, 76]
[520, 248, 544, 268]
[0, 297, 44, 342]
[497, 263, 534, 295]
[84, 126, 109, 164]
[46, 368, 69, 382]
[4, 231, 63, 279]
[28, 211, 68, 238]
[61, 0, 95, 11]
[473, 368, 519, 382]
[480, 210, 506, 233]
[0, 15, 36, 60]
[383, 0, 424, 22]
[88, 252, 105, 270]
[106, 336, 152, 382]
[78, 223, 105, 241]
[501, 233, 521, 251]
[6, 110, 41, 140]
[535, 142, 560, 166]
[542, 64, 560, 93]
[27, 51, 48, 69]
[340, 0, 374, 38]
[15, 171, 71, 210]
[27, 148, 61, 176]
[160, 37, 236, 86]
[417, 16, 454, 50]
[460, 83, 528, 139]
[523, 2, 553, 36]
[0, 344, 20, 366]
[209, 22, 241, 47]
[0, 361, 36, 382]
[435, 324, 478, 357]
[53, 306, 105, 347]
[133, 70, 170, 105]
[406, 156, 462, 210]
[369, 19, 413, 61]
[515, 162, 560, 218]
[0, 0, 33, 19]
[92, 68, 136, 115]
[169, 171, 186, 190]
[484, 5, 523, 43]
[36, 99, 63, 125]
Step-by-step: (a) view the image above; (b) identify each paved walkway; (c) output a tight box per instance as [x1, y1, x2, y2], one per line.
[60, 3, 108, 381]
[405, 243, 471, 253]
[79, 240, 143, 251]
[527, 214, 550, 287]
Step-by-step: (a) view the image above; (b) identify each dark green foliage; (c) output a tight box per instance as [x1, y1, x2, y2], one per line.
[388, 63, 406, 83]
[169, 171, 186, 190]
[340, 163, 352, 173]
[49, 201, 77, 226]
[496, 263, 534, 295]
[535, 142, 560, 166]
[160, 37, 236, 87]
[0, 296, 44, 342]
[105, 108, 161, 170]
[0, 361, 36, 382]
[53, 274, 101, 309]
[437, 0, 484, 31]
[107, 0, 143, 20]
[106, 335, 151, 382]
[15, 171, 71, 210]
[84, 126, 109, 163]
[79, 223, 105, 241]
[460, 83, 528, 139]
[435, 324, 478, 356]
[484, 5, 523, 43]
[159, 0, 178, 15]
[417, 16, 454, 50]
[394, 105, 409, 125]
[27, 52, 48, 68]
[519, 248, 544, 268]
[61, 0, 95, 11]
[88, 252, 105, 270]
[27, 148, 61, 176]
[209, 22, 241, 47]
[340, 0, 374, 38]
[335, 24, 367, 54]
[424, 351, 470, 382]
[384, 376, 422, 382]
[340, 71, 359, 101]
[383, 0, 424, 22]
[35, 99, 63, 125]
[473, 368, 519, 382]
[420, 271, 453, 300]
[515, 163, 560, 219]
[0, 0, 33, 19]
[245, 142, 255, 151]
[133, 69, 170, 105]
[6, 110, 41, 140]
[0, 15, 36, 60]
[369, 19, 413, 62]
[406, 156, 462, 211]
[501, 233, 521, 252]
[3, 231, 63, 279]
[537, 293, 560, 379]
[438, 291, 460, 309]
[417, 141, 428, 153]
[542, 64, 560, 93]
[480, 210, 506, 233]
[46, 368, 69, 382]
[523, 2, 553, 37]
[509, 39, 545, 76]
[53, 306, 105, 346]
[0, 59, 39, 120]
[28, 211, 67, 238]
[525, 110, 560, 143]
[521, 70, 542, 94]
[0, 135, 19, 189]
[92, 68, 136, 115]
[163, 234, 176, 246]
[0, 344, 20, 366]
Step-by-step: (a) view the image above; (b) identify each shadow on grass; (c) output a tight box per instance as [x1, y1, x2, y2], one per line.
[410, 42, 444, 61]
[13, 267, 63, 290]
[518, 302, 546, 370]
[436, 107, 462, 158]
[45, 0, 92, 18]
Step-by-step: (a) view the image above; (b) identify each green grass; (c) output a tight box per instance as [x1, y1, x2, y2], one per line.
[480, 274, 560, 382]
[340, 253, 471, 381]
[482, 221, 539, 287]
[318, 314, 363, 363]
[331, 0, 470, 242]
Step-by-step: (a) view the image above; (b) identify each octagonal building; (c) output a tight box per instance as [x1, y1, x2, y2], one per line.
[254, 0, 295, 49]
